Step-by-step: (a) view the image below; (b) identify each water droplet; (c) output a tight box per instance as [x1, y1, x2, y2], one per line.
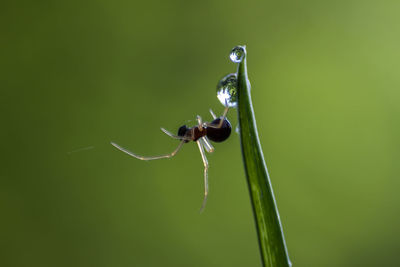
[217, 73, 238, 108]
[229, 46, 245, 63]
[235, 125, 240, 134]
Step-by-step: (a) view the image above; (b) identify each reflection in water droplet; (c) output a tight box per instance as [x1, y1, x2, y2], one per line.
[229, 46, 245, 63]
[217, 73, 238, 108]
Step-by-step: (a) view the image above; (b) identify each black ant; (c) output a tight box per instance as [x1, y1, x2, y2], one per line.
[111, 106, 231, 212]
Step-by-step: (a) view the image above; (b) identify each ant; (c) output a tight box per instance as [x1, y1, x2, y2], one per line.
[111, 105, 231, 212]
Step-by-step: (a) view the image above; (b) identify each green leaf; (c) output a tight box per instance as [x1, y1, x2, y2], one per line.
[236, 46, 291, 267]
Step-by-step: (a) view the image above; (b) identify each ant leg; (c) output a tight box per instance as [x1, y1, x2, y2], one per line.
[200, 136, 214, 153]
[209, 109, 217, 119]
[111, 140, 185, 160]
[215, 99, 230, 127]
[196, 140, 209, 213]
[206, 106, 230, 129]
[196, 115, 203, 130]
[218, 106, 230, 128]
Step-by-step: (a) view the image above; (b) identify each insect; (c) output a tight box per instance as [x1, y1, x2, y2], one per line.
[111, 106, 231, 212]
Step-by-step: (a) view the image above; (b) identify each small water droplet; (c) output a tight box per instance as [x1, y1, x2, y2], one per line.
[229, 46, 245, 63]
[216, 73, 238, 108]
[235, 125, 240, 134]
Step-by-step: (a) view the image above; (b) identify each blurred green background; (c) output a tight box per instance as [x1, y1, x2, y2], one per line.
[1, 0, 400, 266]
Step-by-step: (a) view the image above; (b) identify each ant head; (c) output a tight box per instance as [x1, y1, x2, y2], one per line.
[178, 125, 190, 143]
[207, 117, 231, 142]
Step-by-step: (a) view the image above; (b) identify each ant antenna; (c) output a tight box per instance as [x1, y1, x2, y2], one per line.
[160, 128, 183, 140]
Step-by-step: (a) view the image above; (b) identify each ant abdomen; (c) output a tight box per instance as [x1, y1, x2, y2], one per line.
[207, 118, 231, 142]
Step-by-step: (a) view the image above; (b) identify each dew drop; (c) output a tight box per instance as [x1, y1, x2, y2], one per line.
[217, 73, 238, 108]
[229, 46, 245, 63]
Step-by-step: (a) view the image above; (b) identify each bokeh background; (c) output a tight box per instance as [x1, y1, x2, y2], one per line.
[1, 0, 400, 266]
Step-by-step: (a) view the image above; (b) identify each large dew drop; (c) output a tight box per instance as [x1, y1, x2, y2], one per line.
[229, 46, 245, 63]
[217, 73, 238, 108]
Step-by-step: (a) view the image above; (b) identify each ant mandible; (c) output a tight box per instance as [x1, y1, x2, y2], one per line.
[111, 106, 231, 212]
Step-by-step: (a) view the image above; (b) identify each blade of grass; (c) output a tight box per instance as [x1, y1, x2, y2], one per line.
[236, 46, 291, 267]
